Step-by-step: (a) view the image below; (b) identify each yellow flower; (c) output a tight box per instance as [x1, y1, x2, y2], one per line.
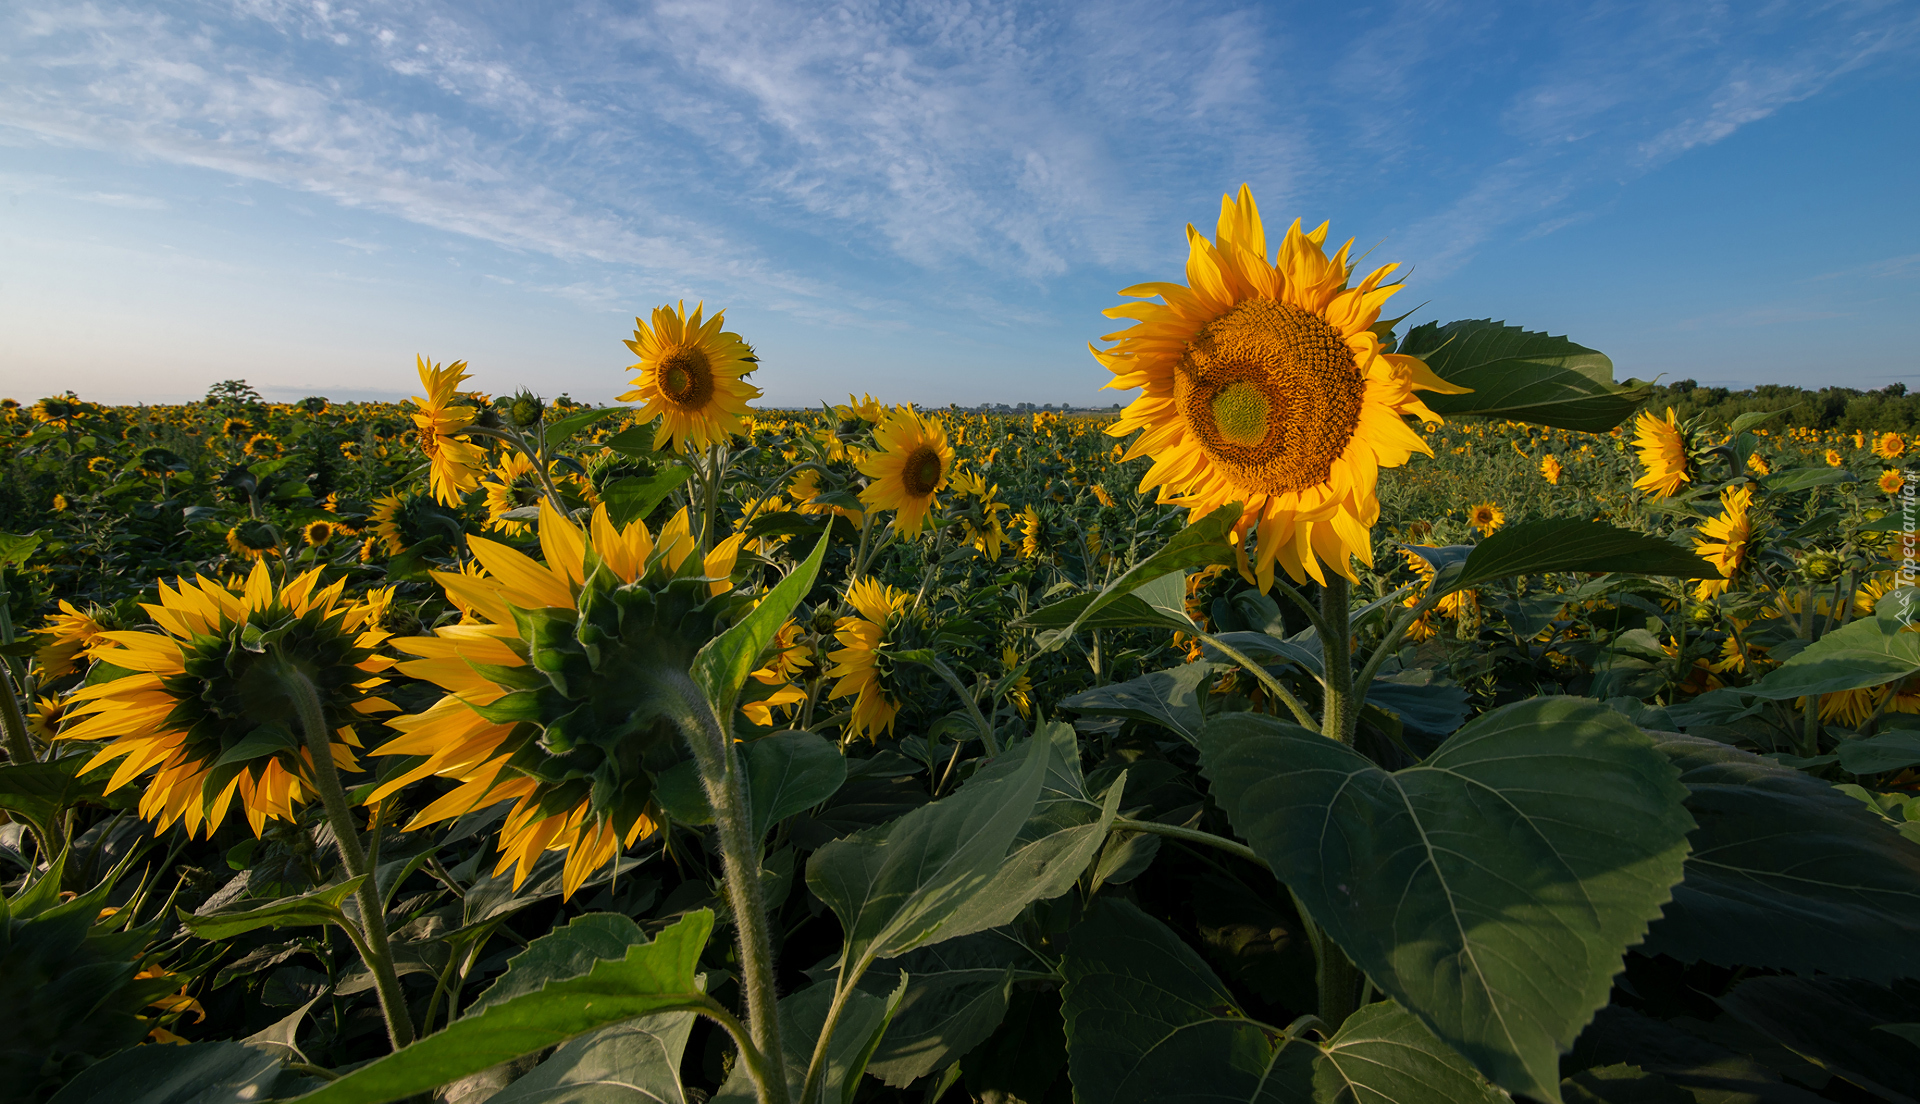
[1002, 647, 1032, 719]
[411, 357, 488, 505]
[370, 500, 746, 897]
[302, 520, 339, 546]
[86, 456, 115, 475]
[1018, 504, 1046, 560]
[1095, 186, 1468, 589]
[789, 468, 863, 525]
[826, 577, 912, 741]
[1468, 501, 1505, 537]
[1825, 449, 1844, 467]
[1693, 484, 1755, 600]
[619, 301, 762, 452]
[1872, 431, 1907, 460]
[949, 469, 1011, 560]
[1632, 408, 1691, 498]
[1746, 452, 1770, 477]
[481, 451, 544, 535]
[243, 433, 282, 460]
[54, 562, 394, 838]
[1401, 547, 1477, 621]
[52, 493, 69, 512]
[742, 620, 812, 728]
[1092, 484, 1116, 508]
[27, 695, 64, 742]
[225, 522, 279, 562]
[36, 599, 107, 680]
[1882, 469, 1906, 495]
[857, 406, 954, 538]
[1539, 455, 1562, 484]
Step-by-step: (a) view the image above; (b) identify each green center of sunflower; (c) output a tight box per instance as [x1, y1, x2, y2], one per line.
[659, 348, 715, 409]
[903, 446, 944, 497]
[1175, 297, 1364, 496]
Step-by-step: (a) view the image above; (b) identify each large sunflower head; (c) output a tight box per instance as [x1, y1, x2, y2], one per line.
[1873, 431, 1908, 461]
[825, 577, 913, 741]
[481, 451, 545, 535]
[1095, 186, 1469, 589]
[35, 599, 108, 681]
[856, 406, 954, 538]
[1693, 484, 1756, 601]
[619, 301, 762, 453]
[371, 500, 754, 897]
[54, 562, 394, 838]
[1631, 408, 1693, 498]
[411, 356, 489, 506]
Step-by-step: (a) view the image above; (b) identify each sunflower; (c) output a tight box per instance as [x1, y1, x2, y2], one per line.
[86, 456, 115, 476]
[1693, 484, 1756, 600]
[1746, 452, 1770, 477]
[27, 696, 64, 742]
[220, 417, 252, 439]
[369, 500, 750, 897]
[1539, 455, 1562, 484]
[1826, 449, 1844, 467]
[1882, 469, 1906, 495]
[789, 469, 863, 526]
[1631, 408, 1691, 498]
[1001, 647, 1032, 719]
[1018, 504, 1046, 560]
[481, 451, 545, 535]
[302, 520, 339, 546]
[53, 563, 394, 838]
[1095, 186, 1468, 589]
[948, 469, 1011, 560]
[35, 600, 106, 680]
[52, 493, 69, 512]
[741, 621, 813, 728]
[1468, 501, 1505, 537]
[1092, 484, 1116, 508]
[411, 357, 488, 506]
[857, 407, 954, 538]
[226, 521, 280, 562]
[1873, 431, 1907, 461]
[618, 301, 762, 452]
[243, 433, 282, 460]
[826, 577, 912, 741]
[1401, 547, 1478, 622]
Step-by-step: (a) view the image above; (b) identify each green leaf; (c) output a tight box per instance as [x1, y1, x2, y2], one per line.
[690, 532, 830, 725]
[0, 754, 115, 834]
[1559, 1064, 1692, 1104]
[1442, 519, 1717, 595]
[1640, 732, 1920, 982]
[1061, 898, 1314, 1104]
[1838, 730, 1920, 775]
[1060, 662, 1217, 745]
[294, 910, 714, 1104]
[44, 1040, 282, 1104]
[806, 723, 1057, 971]
[1718, 976, 1920, 1104]
[486, 1010, 697, 1104]
[1202, 698, 1695, 1103]
[858, 929, 1042, 1088]
[747, 729, 848, 841]
[1759, 467, 1856, 493]
[1725, 409, 1791, 436]
[1398, 319, 1650, 431]
[469, 913, 652, 1014]
[182, 876, 365, 940]
[0, 531, 42, 568]
[1745, 592, 1920, 700]
[1018, 503, 1238, 647]
[541, 406, 626, 451]
[603, 468, 693, 529]
[1313, 1000, 1508, 1104]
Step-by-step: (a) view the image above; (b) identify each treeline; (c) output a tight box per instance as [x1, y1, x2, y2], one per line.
[1641, 379, 1920, 432]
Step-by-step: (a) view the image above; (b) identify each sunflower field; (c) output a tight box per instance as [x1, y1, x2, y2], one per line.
[4, 191, 1920, 1104]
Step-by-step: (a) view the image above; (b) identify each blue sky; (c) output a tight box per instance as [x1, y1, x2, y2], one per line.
[2, 1, 1916, 408]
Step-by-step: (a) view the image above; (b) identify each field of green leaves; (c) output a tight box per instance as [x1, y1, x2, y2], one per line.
[5, 213, 1920, 1104]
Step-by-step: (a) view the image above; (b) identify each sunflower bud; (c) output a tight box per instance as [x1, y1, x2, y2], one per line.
[508, 392, 545, 428]
[1799, 550, 1842, 582]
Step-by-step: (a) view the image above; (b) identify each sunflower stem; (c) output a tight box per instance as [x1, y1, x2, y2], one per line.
[0, 659, 37, 767]
[1196, 632, 1318, 732]
[909, 653, 1001, 756]
[664, 670, 789, 1104]
[1111, 817, 1265, 867]
[284, 666, 416, 1052]
[1319, 574, 1357, 744]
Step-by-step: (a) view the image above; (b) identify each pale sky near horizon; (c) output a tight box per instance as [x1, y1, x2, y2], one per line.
[2, 1, 1917, 409]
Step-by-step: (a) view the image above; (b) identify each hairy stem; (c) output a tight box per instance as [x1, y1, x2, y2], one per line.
[695, 996, 785, 1104]
[665, 670, 789, 1104]
[1198, 633, 1319, 732]
[285, 667, 415, 1050]
[1111, 816, 1266, 868]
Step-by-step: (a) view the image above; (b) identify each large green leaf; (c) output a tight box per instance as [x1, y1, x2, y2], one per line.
[1398, 319, 1649, 431]
[541, 406, 627, 451]
[296, 911, 714, 1104]
[1061, 898, 1313, 1103]
[1718, 977, 1920, 1104]
[486, 1011, 697, 1104]
[1837, 730, 1920, 775]
[1202, 698, 1694, 1103]
[690, 531, 830, 723]
[1443, 519, 1717, 595]
[1060, 662, 1217, 745]
[806, 722, 1109, 973]
[858, 929, 1044, 1088]
[1060, 900, 1503, 1104]
[0, 754, 116, 836]
[469, 913, 652, 1014]
[45, 1040, 282, 1104]
[1639, 732, 1920, 981]
[1017, 503, 1238, 646]
[746, 729, 847, 841]
[603, 468, 694, 529]
[1744, 591, 1920, 700]
[181, 876, 365, 941]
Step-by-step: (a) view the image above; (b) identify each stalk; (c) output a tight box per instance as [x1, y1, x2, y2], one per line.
[1318, 574, 1356, 744]
[905, 652, 1001, 755]
[664, 671, 788, 1104]
[0, 660, 37, 767]
[284, 667, 416, 1050]
[1111, 817, 1264, 867]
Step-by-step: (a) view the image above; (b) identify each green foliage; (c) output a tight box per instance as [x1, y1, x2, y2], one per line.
[1399, 319, 1651, 431]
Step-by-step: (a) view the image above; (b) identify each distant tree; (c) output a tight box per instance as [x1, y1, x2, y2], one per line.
[204, 380, 263, 408]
